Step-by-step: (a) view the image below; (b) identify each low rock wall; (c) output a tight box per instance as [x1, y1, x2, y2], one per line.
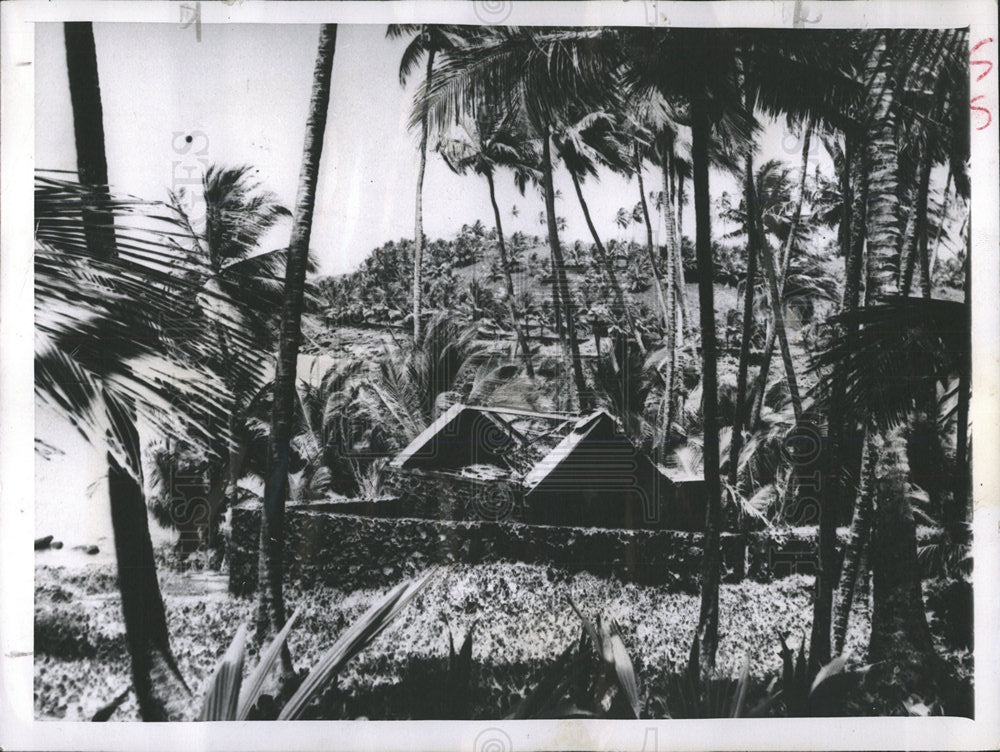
[229, 502, 744, 595]
[228, 503, 942, 596]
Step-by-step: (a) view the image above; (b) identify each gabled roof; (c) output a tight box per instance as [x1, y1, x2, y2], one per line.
[390, 403, 465, 469]
[390, 403, 525, 472]
[522, 409, 620, 491]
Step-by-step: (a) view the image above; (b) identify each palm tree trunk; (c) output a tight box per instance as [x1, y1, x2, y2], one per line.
[729, 154, 760, 489]
[868, 428, 935, 664]
[690, 83, 722, 676]
[659, 161, 678, 444]
[634, 144, 672, 335]
[541, 128, 589, 411]
[66, 21, 179, 719]
[570, 171, 643, 352]
[209, 319, 243, 546]
[749, 121, 811, 427]
[748, 176, 803, 423]
[829, 134, 870, 658]
[904, 145, 947, 521]
[865, 37, 902, 304]
[675, 170, 691, 338]
[861, 34, 936, 670]
[929, 170, 952, 279]
[809, 132, 858, 668]
[64, 22, 116, 261]
[258, 24, 337, 675]
[412, 47, 436, 340]
[832, 429, 876, 655]
[900, 150, 932, 297]
[486, 171, 534, 377]
[107, 449, 171, 720]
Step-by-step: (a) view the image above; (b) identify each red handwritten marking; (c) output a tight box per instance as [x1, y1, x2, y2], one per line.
[971, 37, 995, 82]
[971, 95, 991, 130]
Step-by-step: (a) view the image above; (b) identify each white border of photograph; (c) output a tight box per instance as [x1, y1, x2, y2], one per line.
[2, 1, 998, 750]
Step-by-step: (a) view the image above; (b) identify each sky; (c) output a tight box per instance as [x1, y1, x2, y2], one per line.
[35, 22, 820, 278]
[34, 21, 828, 546]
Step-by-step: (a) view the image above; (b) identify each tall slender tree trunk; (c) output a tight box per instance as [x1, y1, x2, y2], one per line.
[674, 170, 690, 329]
[690, 82, 722, 676]
[541, 128, 589, 411]
[258, 24, 337, 676]
[486, 171, 534, 377]
[659, 160, 678, 449]
[832, 428, 876, 654]
[929, 170, 952, 279]
[904, 143, 947, 522]
[831, 135, 871, 652]
[748, 176, 803, 423]
[811, 131, 858, 667]
[730, 154, 760, 489]
[750, 121, 811, 427]
[900, 150, 932, 297]
[65, 22, 116, 261]
[65, 21, 180, 720]
[569, 171, 642, 352]
[861, 32, 936, 671]
[634, 145, 672, 335]
[412, 47, 436, 340]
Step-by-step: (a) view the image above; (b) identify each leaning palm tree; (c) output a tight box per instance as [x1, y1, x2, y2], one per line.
[746, 118, 813, 427]
[257, 23, 337, 675]
[45, 21, 228, 720]
[419, 27, 621, 411]
[553, 109, 644, 352]
[36, 173, 243, 718]
[438, 105, 538, 376]
[63, 22, 114, 260]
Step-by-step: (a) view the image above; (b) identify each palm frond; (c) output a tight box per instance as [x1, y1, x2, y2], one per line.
[810, 297, 968, 431]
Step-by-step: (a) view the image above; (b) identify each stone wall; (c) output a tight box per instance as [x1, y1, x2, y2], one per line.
[228, 501, 744, 595]
[380, 467, 528, 523]
[229, 503, 946, 596]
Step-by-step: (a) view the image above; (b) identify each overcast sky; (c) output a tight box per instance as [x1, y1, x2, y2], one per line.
[36, 22, 817, 278]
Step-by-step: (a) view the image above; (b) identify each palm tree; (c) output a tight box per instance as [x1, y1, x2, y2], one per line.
[49, 22, 195, 719]
[387, 24, 463, 340]
[729, 151, 761, 491]
[363, 313, 487, 439]
[257, 23, 337, 675]
[814, 296, 967, 661]
[553, 110, 644, 352]
[63, 22, 115, 260]
[36, 173, 243, 719]
[829, 29, 968, 672]
[746, 119, 812, 427]
[541, 123, 591, 411]
[162, 165, 292, 547]
[419, 28, 616, 411]
[437, 106, 537, 376]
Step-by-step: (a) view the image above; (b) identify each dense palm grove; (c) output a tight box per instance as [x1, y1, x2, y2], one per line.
[35, 23, 971, 720]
